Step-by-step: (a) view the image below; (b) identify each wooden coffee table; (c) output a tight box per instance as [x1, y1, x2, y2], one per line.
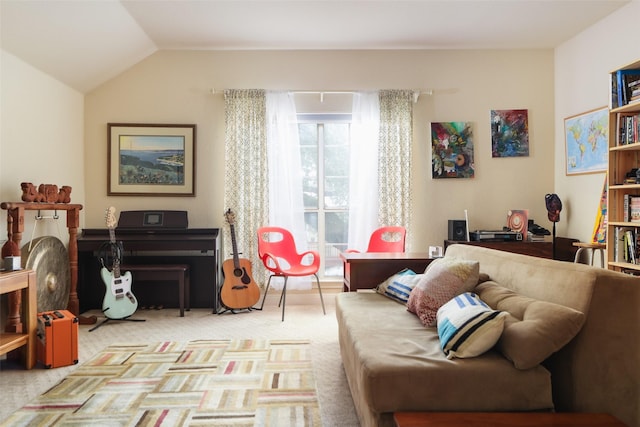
[393, 412, 628, 426]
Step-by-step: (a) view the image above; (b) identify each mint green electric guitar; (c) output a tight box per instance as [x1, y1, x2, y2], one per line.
[100, 207, 137, 319]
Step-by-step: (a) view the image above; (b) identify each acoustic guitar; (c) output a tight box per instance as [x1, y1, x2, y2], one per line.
[221, 209, 260, 310]
[100, 207, 138, 319]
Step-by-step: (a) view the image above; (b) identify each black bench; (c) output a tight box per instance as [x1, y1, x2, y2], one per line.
[121, 264, 190, 317]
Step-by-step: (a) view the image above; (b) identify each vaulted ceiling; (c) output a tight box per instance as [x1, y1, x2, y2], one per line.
[1, 0, 630, 93]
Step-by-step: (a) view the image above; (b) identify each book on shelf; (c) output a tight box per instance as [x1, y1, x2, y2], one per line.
[622, 194, 640, 223]
[614, 226, 639, 264]
[632, 196, 640, 223]
[611, 69, 640, 108]
[616, 112, 640, 145]
[611, 72, 619, 109]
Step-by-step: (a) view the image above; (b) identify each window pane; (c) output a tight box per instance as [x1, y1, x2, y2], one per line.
[324, 177, 349, 208]
[304, 212, 318, 244]
[324, 212, 348, 277]
[324, 123, 350, 209]
[299, 124, 318, 209]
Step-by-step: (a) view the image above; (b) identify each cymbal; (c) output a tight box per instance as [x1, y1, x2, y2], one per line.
[21, 236, 70, 313]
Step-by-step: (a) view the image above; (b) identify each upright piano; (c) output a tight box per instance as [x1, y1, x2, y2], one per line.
[77, 210, 222, 313]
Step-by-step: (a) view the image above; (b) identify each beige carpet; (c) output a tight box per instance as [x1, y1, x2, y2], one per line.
[0, 293, 360, 426]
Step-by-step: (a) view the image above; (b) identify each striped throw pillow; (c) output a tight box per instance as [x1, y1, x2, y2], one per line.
[376, 268, 423, 304]
[437, 292, 507, 359]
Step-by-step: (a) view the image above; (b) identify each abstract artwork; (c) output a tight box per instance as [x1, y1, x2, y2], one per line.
[431, 122, 474, 179]
[491, 109, 529, 157]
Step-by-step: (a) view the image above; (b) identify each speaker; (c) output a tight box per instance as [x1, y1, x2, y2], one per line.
[448, 219, 467, 241]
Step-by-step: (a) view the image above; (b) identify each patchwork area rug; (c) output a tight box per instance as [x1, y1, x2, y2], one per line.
[4, 339, 321, 426]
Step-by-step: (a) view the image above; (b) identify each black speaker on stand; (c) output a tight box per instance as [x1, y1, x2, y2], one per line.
[448, 220, 467, 241]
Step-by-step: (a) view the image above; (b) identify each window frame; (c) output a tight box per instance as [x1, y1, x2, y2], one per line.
[297, 113, 352, 280]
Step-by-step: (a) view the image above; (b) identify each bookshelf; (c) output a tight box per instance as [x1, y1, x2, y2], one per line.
[607, 59, 640, 273]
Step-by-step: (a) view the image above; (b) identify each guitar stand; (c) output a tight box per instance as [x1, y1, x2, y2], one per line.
[217, 305, 255, 315]
[88, 315, 146, 332]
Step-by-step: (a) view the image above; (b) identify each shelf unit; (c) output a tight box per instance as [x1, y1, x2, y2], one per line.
[0, 269, 37, 369]
[607, 59, 640, 273]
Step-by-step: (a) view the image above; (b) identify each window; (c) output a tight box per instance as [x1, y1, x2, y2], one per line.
[298, 114, 351, 279]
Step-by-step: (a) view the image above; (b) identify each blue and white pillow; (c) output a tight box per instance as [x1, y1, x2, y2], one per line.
[376, 268, 423, 304]
[437, 292, 507, 359]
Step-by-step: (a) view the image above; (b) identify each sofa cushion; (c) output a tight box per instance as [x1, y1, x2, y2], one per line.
[437, 292, 507, 359]
[376, 268, 423, 304]
[407, 258, 480, 326]
[476, 281, 586, 370]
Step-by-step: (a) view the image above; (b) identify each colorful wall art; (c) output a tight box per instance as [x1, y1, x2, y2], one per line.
[431, 122, 474, 179]
[491, 109, 529, 157]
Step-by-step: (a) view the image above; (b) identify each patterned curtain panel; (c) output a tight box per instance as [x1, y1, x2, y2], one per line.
[223, 89, 269, 284]
[378, 90, 413, 244]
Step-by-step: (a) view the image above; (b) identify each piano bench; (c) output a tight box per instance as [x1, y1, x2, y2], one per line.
[121, 264, 190, 317]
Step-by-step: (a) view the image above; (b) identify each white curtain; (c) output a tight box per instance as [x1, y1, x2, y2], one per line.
[348, 91, 380, 251]
[265, 91, 310, 290]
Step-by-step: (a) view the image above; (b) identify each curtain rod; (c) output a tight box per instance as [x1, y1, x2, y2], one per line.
[210, 88, 434, 103]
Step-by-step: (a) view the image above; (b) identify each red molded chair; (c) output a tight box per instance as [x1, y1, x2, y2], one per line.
[256, 226, 326, 321]
[347, 226, 406, 253]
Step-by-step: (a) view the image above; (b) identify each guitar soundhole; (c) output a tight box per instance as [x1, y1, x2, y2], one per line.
[234, 267, 252, 285]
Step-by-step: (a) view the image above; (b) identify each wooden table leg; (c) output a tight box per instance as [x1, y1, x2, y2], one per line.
[66, 208, 96, 325]
[5, 207, 24, 333]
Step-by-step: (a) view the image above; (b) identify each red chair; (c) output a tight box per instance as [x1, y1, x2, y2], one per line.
[347, 226, 406, 253]
[256, 227, 326, 321]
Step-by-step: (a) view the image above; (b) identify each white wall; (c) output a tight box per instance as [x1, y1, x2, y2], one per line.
[554, 1, 640, 243]
[84, 49, 555, 251]
[0, 50, 85, 247]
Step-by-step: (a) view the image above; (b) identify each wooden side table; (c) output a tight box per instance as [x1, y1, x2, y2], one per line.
[1, 202, 96, 328]
[393, 412, 628, 427]
[340, 252, 433, 292]
[0, 269, 37, 369]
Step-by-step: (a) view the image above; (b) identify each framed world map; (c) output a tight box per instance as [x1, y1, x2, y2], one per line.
[564, 107, 609, 176]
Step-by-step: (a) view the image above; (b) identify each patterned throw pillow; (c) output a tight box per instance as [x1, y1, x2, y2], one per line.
[437, 292, 507, 359]
[406, 258, 480, 326]
[376, 268, 423, 304]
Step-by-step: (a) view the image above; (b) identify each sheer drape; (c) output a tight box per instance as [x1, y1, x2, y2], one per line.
[378, 90, 413, 241]
[348, 91, 380, 252]
[265, 91, 309, 290]
[347, 90, 413, 251]
[223, 89, 268, 281]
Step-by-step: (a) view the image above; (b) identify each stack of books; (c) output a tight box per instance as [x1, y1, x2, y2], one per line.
[611, 68, 640, 108]
[623, 194, 640, 223]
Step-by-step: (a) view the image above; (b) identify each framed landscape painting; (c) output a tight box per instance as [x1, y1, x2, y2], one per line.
[564, 107, 608, 176]
[108, 123, 196, 196]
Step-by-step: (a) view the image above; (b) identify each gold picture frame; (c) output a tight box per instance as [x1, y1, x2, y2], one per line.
[108, 123, 196, 196]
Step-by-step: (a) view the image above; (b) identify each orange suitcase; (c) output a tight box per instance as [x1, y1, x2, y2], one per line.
[37, 309, 79, 368]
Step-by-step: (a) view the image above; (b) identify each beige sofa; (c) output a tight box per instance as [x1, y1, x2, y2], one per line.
[335, 245, 639, 427]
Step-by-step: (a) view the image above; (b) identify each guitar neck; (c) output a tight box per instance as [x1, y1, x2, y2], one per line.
[108, 227, 121, 278]
[229, 224, 241, 267]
